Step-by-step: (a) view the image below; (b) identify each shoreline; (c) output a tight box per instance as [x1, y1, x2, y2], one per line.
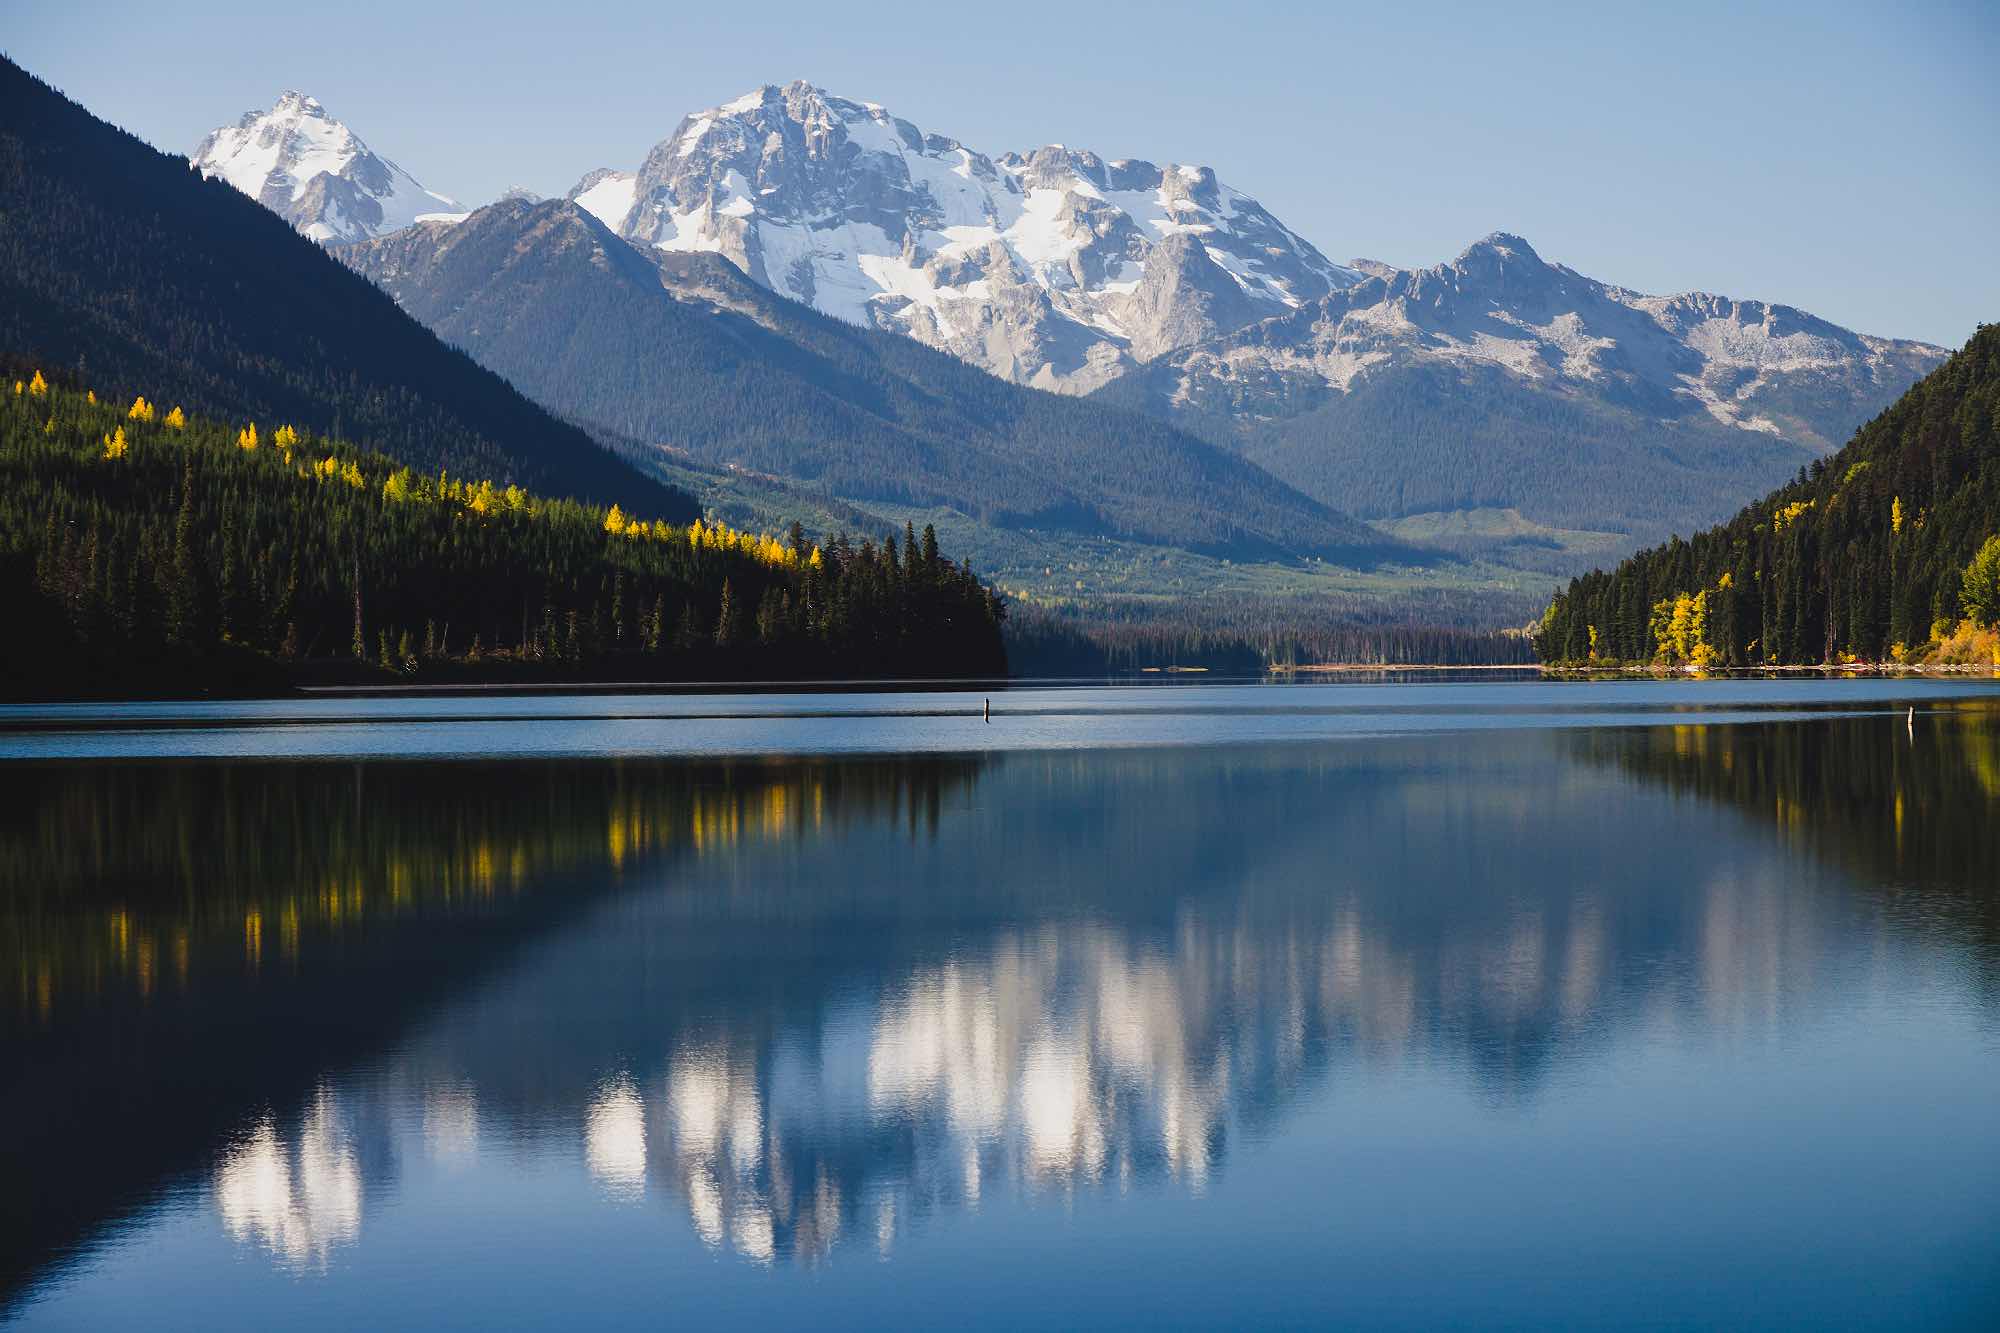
[1535, 662, 2000, 679]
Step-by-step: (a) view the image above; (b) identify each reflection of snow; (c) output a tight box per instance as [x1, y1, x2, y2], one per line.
[866, 928, 1228, 1194]
[213, 1087, 362, 1269]
[1019, 1031, 1105, 1182]
[209, 887, 1665, 1276]
[423, 1085, 479, 1163]
[584, 1075, 647, 1200]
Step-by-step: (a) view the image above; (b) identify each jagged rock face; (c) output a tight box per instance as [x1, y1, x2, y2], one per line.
[1156, 233, 1946, 449]
[190, 91, 460, 243]
[573, 81, 1358, 392]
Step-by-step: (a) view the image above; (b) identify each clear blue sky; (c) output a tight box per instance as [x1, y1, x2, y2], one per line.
[8, 0, 1995, 346]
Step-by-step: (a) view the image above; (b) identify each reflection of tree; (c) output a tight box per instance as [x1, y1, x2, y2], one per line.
[347, 731, 2000, 1270]
[0, 755, 981, 1308]
[1565, 708, 2000, 993]
[0, 756, 981, 1023]
[11, 723, 1997, 1295]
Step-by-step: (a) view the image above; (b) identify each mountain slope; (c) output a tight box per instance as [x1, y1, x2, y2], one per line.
[0, 58, 692, 517]
[344, 197, 1397, 560]
[1102, 234, 1945, 548]
[1534, 324, 1999, 665]
[573, 81, 1359, 393]
[190, 91, 461, 242]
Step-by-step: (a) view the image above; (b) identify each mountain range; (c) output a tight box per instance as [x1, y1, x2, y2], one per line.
[342, 196, 1392, 560]
[192, 82, 1951, 578]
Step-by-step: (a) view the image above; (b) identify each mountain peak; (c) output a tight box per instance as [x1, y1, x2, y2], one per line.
[1459, 232, 1543, 264]
[191, 92, 457, 243]
[269, 90, 325, 117]
[613, 81, 1360, 389]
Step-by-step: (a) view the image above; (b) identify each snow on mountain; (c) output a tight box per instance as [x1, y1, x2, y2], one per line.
[570, 81, 1360, 392]
[190, 91, 460, 243]
[565, 168, 637, 229]
[1152, 232, 1946, 450]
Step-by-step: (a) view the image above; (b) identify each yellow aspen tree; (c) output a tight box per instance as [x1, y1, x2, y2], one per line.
[86, 389, 96, 404]
[604, 504, 627, 535]
[102, 427, 129, 459]
[128, 396, 155, 422]
[238, 423, 259, 450]
[165, 406, 186, 430]
[27, 371, 48, 397]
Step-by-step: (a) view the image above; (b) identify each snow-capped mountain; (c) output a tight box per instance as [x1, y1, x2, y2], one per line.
[190, 91, 462, 243]
[1147, 232, 1944, 450]
[1100, 232, 1948, 547]
[567, 81, 1359, 392]
[343, 196, 1391, 560]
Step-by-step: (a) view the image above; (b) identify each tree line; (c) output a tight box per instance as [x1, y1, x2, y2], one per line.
[1006, 598, 1535, 676]
[1535, 325, 2000, 667]
[1, 374, 1006, 696]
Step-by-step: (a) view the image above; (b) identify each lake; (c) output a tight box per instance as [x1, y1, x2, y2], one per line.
[3, 680, 1997, 1329]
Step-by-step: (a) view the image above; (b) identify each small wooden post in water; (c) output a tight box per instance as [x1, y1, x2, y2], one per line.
[1908, 706, 1915, 740]
[984, 698, 990, 724]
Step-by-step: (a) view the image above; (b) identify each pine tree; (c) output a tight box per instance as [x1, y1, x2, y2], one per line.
[351, 553, 366, 660]
[168, 460, 201, 647]
[714, 579, 739, 647]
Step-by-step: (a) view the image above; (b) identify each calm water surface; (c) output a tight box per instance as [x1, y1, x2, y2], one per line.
[2, 680, 1996, 1329]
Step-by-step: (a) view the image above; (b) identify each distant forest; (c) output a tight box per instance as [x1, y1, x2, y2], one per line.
[1535, 325, 1999, 667]
[1, 375, 1007, 696]
[1006, 600, 1535, 676]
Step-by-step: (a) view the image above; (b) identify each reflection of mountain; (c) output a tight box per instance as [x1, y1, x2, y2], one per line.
[214, 1089, 369, 1270]
[7, 719, 1996, 1299]
[0, 756, 981, 1304]
[155, 727, 2000, 1274]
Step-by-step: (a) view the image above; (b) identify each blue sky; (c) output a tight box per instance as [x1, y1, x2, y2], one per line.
[8, 0, 1995, 346]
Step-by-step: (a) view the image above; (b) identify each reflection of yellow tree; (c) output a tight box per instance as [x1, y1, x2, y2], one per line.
[1, 759, 979, 1022]
[1573, 708, 2000, 965]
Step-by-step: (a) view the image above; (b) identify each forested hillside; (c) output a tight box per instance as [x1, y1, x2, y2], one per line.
[344, 199, 1401, 562]
[1, 374, 1005, 696]
[1535, 325, 2000, 667]
[0, 58, 689, 517]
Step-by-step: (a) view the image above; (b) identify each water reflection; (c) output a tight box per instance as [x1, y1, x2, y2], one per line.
[213, 1089, 364, 1270]
[0, 757, 979, 1301]
[584, 1076, 649, 1202]
[3, 701, 1998, 1321]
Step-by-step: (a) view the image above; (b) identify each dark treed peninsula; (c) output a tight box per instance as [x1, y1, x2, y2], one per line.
[1, 376, 1007, 695]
